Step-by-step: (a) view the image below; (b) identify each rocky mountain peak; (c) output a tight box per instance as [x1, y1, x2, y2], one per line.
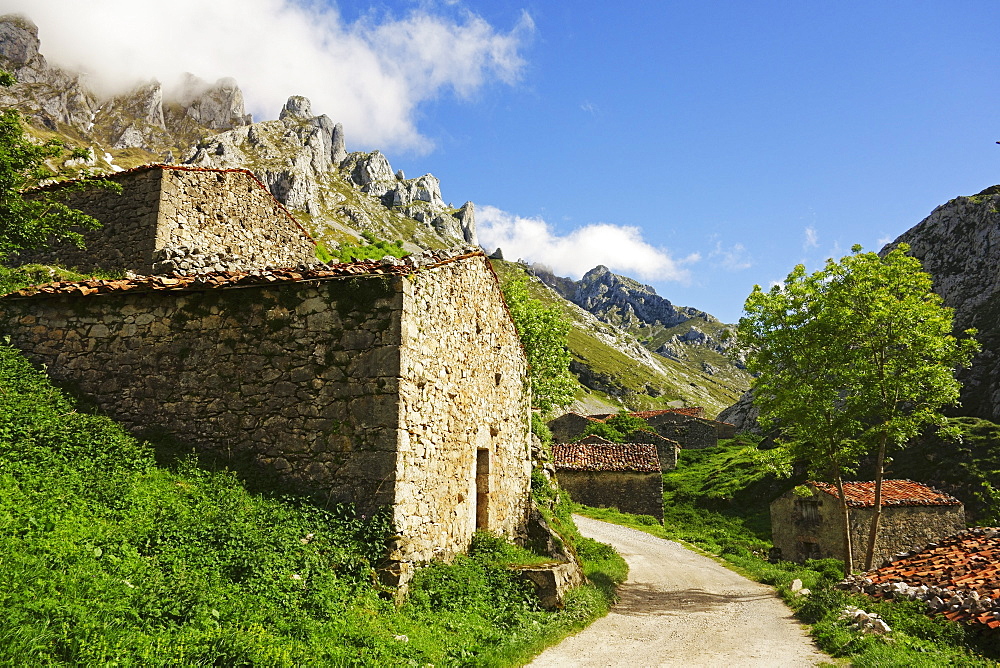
[170, 73, 252, 130]
[0, 14, 98, 131]
[572, 265, 711, 329]
[279, 95, 313, 121]
[0, 14, 41, 68]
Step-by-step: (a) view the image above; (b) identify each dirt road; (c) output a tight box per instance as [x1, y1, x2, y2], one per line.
[528, 516, 829, 667]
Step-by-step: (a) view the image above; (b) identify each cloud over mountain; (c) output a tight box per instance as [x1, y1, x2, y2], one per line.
[477, 205, 698, 282]
[0, 0, 532, 153]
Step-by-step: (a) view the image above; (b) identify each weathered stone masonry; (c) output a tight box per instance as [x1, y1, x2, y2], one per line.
[15, 164, 316, 273]
[0, 253, 530, 582]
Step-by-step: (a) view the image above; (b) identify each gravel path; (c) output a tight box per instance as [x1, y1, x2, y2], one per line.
[528, 515, 829, 667]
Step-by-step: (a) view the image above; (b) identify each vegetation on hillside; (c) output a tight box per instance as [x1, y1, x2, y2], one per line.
[0, 343, 626, 665]
[577, 439, 998, 666]
[738, 244, 980, 571]
[329, 231, 407, 263]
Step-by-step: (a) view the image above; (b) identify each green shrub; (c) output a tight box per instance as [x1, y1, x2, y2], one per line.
[331, 232, 406, 263]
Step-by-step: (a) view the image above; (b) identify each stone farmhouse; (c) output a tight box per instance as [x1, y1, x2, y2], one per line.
[1, 249, 532, 586]
[553, 439, 663, 520]
[16, 164, 317, 274]
[547, 408, 735, 451]
[770, 480, 966, 566]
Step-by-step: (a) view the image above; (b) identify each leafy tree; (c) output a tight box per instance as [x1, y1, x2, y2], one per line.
[0, 70, 119, 261]
[579, 411, 654, 443]
[501, 274, 576, 415]
[738, 244, 978, 572]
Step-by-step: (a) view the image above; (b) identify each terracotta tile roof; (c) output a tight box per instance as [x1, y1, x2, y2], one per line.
[811, 480, 962, 508]
[28, 163, 315, 243]
[858, 528, 1000, 629]
[552, 443, 660, 473]
[1, 251, 487, 301]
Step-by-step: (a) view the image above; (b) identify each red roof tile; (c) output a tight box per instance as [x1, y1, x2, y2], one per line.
[1, 251, 487, 300]
[811, 480, 962, 508]
[552, 443, 660, 473]
[861, 528, 1000, 628]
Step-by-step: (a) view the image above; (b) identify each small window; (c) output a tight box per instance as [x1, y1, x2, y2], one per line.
[794, 498, 820, 523]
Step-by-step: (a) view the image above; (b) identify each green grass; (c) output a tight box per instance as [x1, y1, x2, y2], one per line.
[573, 439, 999, 667]
[0, 344, 628, 665]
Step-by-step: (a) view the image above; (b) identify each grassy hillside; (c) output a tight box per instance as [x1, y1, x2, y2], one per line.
[0, 344, 625, 665]
[491, 260, 745, 415]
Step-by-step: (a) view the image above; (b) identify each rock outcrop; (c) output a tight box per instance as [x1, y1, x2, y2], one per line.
[571, 265, 710, 329]
[0, 14, 98, 131]
[887, 185, 1000, 422]
[716, 390, 762, 434]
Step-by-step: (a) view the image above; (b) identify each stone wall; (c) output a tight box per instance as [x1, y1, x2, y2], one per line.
[392, 258, 531, 570]
[155, 168, 315, 270]
[1, 273, 405, 511]
[0, 254, 531, 578]
[557, 470, 663, 520]
[653, 418, 718, 449]
[547, 413, 593, 442]
[16, 167, 163, 272]
[770, 490, 966, 566]
[14, 165, 316, 273]
[629, 430, 680, 470]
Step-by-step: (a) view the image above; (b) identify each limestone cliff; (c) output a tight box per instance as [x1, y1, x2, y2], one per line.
[887, 185, 1000, 422]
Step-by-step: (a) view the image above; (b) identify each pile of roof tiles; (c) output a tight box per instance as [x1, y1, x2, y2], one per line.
[840, 527, 1000, 630]
[811, 479, 962, 508]
[2, 247, 485, 300]
[552, 442, 660, 473]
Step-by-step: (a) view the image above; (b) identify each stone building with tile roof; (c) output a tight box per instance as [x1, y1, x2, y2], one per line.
[553, 442, 663, 520]
[771, 480, 966, 565]
[14, 164, 317, 273]
[0, 250, 531, 586]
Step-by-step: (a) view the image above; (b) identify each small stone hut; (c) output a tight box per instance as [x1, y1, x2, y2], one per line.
[770, 480, 966, 565]
[14, 164, 317, 273]
[553, 441, 663, 520]
[0, 251, 530, 585]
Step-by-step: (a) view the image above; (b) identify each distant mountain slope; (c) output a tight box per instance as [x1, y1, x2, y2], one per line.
[495, 261, 749, 416]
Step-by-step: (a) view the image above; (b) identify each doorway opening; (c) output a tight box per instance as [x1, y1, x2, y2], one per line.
[475, 448, 490, 531]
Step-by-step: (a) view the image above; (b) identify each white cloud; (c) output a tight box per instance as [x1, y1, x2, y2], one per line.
[709, 240, 751, 271]
[1, 0, 532, 153]
[804, 226, 819, 249]
[477, 205, 698, 282]
[876, 235, 893, 247]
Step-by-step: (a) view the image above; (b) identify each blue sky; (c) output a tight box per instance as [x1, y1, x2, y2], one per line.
[9, 0, 1000, 322]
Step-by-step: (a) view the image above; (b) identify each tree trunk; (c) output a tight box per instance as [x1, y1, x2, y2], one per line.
[834, 474, 853, 575]
[863, 432, 888, 571]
